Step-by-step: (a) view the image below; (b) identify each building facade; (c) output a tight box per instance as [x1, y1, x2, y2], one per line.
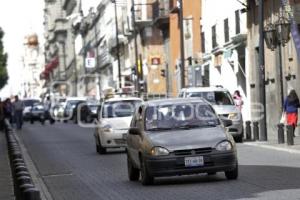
[247, 0, 300, 137]
[22, 34, 45, 98]
[201, 0, 250, 120]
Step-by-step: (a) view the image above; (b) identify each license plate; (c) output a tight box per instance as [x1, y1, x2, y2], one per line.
[184, 156, 204, 167]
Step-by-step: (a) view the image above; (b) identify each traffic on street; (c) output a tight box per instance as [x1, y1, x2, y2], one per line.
[16, 121, 300, 200]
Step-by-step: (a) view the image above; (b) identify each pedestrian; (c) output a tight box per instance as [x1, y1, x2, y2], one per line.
[44, 96, 55, 124]
[283, 89, 300, 136]
[0, 99, 4, 130]
[12, 95, 24, 130]
[4, 98, 13, 123]
[233, 90, 243, 111]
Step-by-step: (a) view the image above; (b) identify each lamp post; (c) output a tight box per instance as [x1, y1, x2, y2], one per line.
[258, 0, 267, 141]
[264, 13, 290, 111]
[111, 0, 122, 90]
[179, 0, 185, 89]
[131, 0, 140, 94]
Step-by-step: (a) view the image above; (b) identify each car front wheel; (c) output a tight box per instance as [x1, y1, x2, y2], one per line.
[225, 164, 238, 180]
[96, 136, 106, 154]
[140, 157, 154, 185]
[127, 154, 139, 181]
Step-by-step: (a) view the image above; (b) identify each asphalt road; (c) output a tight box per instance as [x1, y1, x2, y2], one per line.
[17, 122, 300, 200]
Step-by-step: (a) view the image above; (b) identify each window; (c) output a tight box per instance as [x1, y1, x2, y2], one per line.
[224, 18, 229, 43]
[235, 10, 240, 34]
[201, 31, 205, 53]
[145, 103, 220, 131]
[212, 25, 217, 49]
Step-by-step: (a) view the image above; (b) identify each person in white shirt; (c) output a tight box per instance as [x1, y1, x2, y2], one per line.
[12, 95, 24, 129]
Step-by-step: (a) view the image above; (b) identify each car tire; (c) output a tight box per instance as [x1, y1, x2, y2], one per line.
[96, 136, 106, 154]
[127, 154, 139, 181]
[30, 119, 34, 124]
[225, 164, 238, 180]
[140, 157, 154, 185]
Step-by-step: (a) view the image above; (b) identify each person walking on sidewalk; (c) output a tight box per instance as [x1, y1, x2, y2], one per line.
[233, 90, 243, 111]
[13, 95, 24, 130]
[283, 89, 300, 136]
[4, 98, 13, 123]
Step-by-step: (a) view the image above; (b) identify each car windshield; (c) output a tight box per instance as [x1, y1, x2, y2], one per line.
[186, 91, 234, 105]
[102, 100, 142, 118]
[23, 99, 40, 107]
[145, 102, 220, 131]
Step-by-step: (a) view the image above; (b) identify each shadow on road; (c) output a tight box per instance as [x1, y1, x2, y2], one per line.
[126, 165, 300, 199]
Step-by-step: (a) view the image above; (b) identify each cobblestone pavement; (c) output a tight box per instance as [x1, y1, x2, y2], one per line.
[0, 131, 14, 200]
[17, 122, 300, 200]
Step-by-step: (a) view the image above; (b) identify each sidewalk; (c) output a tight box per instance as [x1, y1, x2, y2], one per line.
[0, 131, 15, 200]
[244, 131, 300, 154]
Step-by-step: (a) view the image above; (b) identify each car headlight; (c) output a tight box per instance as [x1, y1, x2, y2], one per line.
[215, 141, 232, 151]
[228, 113, 239, 120]
[150, 147, 170, 156]
[102, 125, 113, 133]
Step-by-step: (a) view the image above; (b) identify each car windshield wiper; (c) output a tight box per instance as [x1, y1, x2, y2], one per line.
[147, 127, 173, 131]
[176, 122, 217, 129]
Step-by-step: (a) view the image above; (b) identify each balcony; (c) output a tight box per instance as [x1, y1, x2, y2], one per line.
[134, 3, 154, 29]
[54, 18, 68, 38]
[153, 0, 177, 30]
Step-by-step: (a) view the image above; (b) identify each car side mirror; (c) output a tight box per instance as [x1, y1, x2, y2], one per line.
[128, 127, 141, 135]
[222, 119, 233, 127]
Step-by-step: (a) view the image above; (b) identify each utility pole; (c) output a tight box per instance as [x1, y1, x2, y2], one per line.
[131, 0, 140, 94]
[259, 0, 267, 141]
[179, 0, 185, 88]
[112, 0, 122, 90]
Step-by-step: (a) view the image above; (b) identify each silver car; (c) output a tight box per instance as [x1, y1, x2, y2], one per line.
[179, 87, 243, 142]
[126, 98, 238, 185]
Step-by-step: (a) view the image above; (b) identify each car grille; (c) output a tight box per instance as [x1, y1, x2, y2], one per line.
[173, 148, 212, 156]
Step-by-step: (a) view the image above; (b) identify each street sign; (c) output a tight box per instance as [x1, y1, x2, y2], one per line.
[85, 57, 96, 68]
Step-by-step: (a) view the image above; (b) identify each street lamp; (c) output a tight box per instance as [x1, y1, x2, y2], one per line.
[264, 14, 290, 111]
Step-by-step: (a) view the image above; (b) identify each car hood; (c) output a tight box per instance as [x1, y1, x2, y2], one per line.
[147, 126, 228, 151]
[101, 116, 132, 130]
[212, 105, 239, 115]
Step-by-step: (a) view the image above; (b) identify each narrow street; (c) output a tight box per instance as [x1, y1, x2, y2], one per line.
[16, 122, 300, 200]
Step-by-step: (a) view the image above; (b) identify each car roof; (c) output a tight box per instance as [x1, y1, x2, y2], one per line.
[104, 97, 143, 102]
[180, 86, 229, 93]
[144, 98, 207, 106]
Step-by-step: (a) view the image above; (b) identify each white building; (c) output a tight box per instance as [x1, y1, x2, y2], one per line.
[22, 34, 45, 98]
[201, 0, 250, 120]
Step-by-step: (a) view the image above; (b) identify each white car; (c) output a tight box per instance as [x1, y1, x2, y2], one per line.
[94, 97, 143, 154]
[178, 86, 244, 142]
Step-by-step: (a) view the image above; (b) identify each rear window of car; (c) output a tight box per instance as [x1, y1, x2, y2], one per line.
[102, 100, 142, 118]
[186, 91, 234, 105]
[23, 100, 40, 107]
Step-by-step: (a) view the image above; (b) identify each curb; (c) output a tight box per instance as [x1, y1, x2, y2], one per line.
[4, 120, 42, 200]
[243, 141, 300, 154]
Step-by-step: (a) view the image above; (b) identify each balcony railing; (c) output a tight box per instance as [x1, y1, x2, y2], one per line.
[152, 0, 177, 29]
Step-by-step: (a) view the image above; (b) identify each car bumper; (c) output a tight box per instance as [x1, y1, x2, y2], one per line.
[144, 151, 237, 177]
[227, 120, 243, 138]
[99, 130, 127, 148]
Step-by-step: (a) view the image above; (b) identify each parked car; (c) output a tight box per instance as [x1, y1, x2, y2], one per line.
[178, 86, 244, 142]
[126, 98, 238, 185]
[29, 103, 46, 124]
[23, 98, 41, 121]
[94, 97, 143, 154]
